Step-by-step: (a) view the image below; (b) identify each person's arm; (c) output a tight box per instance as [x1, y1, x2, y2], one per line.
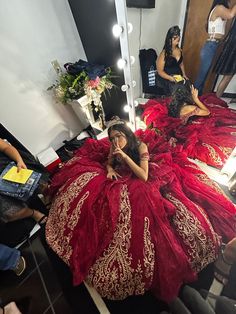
[156, 51, 176, 82]
[113, 142, 149, 182]
[0, 138, 27, 171]
[106, 146, 122, 180]
[215, 4, 236, 20]
[191, 86, 210, 116]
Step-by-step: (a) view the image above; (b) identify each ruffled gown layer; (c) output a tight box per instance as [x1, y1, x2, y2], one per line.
[142, 94, 236, 168]
[46, 130, 236, 302]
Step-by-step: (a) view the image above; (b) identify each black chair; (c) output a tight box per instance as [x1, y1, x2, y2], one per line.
[139, 48, 165, 98]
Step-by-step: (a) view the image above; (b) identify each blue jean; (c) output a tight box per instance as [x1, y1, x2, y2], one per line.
[0, 243, 20, 270]
[195, 41, 219, 95]
[0, 162, 42, 202]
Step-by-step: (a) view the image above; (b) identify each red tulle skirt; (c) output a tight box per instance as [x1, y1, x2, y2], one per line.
[142, 93, 236, 168]
[46, 129, 236, 302]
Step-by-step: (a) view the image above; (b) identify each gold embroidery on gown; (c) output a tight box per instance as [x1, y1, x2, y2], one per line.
[166, 193, 218, 272]
[202, 143, 222, 165]
[143, 217, 155, 281]
[46, 172, 99, 264]
[195, 173, 228, 197]
[219, 146, 233, 157]
[86, 184, 155, 299]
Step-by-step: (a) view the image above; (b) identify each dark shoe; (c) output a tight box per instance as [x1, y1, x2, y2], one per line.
[13, 256, 26, 276]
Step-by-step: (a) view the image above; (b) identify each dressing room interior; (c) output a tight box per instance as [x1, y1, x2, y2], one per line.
[1, 0, 236, 313]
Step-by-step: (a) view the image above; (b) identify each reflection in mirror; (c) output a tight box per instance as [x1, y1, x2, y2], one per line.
[125, 0, 236, 188]
[126, 0, 187, 100]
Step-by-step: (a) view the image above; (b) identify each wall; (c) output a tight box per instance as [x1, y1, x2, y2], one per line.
[127, 0, 186, 98]
[215, 76, 236, 95]
[0, 0, 87, 155]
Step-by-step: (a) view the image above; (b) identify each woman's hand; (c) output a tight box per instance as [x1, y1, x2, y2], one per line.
[169, 76, 177, 82]
[191, 85, 199, 101]
[107, 168, 122, 180]
[17, 160, 27, 172]
[112, 137, 127, 160]
[112, 146, 127, 160]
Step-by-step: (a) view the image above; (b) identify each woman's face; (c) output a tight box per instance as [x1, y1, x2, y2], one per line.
[109, 130, 127, 150]
[172, 34, 180, 46]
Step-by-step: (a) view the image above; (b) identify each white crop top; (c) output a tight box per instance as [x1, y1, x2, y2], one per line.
[208, 7, 226, 36]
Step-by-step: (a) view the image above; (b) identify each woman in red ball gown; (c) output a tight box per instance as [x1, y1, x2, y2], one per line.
[46, 117, 236, 303]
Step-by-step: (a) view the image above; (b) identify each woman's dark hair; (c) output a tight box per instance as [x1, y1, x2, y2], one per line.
[206, 0, 230, 31]
[163, 25, 181, 60]
[168, 81, 194, 117]
[108, 122, 140, 164]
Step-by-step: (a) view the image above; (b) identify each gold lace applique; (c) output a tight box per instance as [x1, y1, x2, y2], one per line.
[166, 193, 217, 272]
[46, 172, 99, 264]
[202, 143, 223, 165]
[185, 164, 201, 170]
[65, 156, 82, 166]
[218, 146, 233, 157]
[143, 217, 155, 280]
[86, 185, 153, 299]
[195, 173, 227, 197]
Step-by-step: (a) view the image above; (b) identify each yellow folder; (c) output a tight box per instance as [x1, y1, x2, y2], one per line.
[173, 75, 184, 82]
[2, 166, 33, 184]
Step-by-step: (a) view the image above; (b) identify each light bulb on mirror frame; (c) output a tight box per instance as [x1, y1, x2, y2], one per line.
[112, 24, 123, 38]
[123, 104, 129, 113]
[130, 56, 135, 65]
[127, 23, 133, 34]
[134, 100, 139, 107]
[117, 58, 127, 69]
[121, 84, 129, 92]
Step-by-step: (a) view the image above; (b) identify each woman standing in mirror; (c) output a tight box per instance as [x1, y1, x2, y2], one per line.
[156, 25, 188, 96]
[214, 18, 236, 98]
[195, 0, 236, 95]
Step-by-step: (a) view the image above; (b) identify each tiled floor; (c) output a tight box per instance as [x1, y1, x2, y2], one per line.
[0, 231, 73, 314]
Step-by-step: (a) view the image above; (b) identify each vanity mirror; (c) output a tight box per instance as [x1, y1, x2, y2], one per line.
[126, 0, 236, 99]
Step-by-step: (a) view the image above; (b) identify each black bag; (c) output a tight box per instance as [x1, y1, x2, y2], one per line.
[139, 49, 165, 96]
[64, 59, 107, 80]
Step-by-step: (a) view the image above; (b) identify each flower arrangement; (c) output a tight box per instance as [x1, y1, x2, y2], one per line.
[48, 60, 114, 106]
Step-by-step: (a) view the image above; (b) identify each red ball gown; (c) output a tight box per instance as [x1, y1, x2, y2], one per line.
[142, 94, 236, 168]
[46, 129, 236, 302]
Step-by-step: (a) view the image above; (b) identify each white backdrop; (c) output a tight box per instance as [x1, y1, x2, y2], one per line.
[0, 0, 87, 155]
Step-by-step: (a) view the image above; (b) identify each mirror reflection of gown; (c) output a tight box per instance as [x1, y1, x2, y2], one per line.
[142, 94, 236, 168]
[45, 130, 236, 302]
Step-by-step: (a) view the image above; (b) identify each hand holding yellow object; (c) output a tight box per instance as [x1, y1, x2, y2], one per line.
[3, 166, 33, 184]
[173, 75, 184, 82]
